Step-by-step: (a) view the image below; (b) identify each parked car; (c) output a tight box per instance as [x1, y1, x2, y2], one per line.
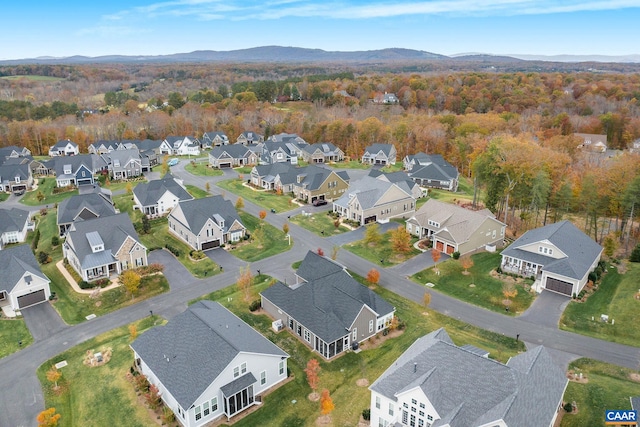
[313, 199, 328, 206]
[168, 158, 179, 166]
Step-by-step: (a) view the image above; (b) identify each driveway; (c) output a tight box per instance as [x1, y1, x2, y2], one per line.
[148, 249, 194, 291]
[21, 302, 68, 342]
[205, 248, 248, 272]
[391, 251, 450, 277]
[518, 290, 571, 328]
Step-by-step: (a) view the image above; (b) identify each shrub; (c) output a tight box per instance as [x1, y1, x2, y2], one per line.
[37, 251, 50, 264]
[31, 229, 40, 251]
[496, 266, 502, 274]
[362, 409, 371, 421]
[164, 244, 181, 257]
[78, 281, 92, 289]
[563, 402, 573, 413]
[248, 300, 261, 312]
[51, 236, 59, 247]
[189, 250, 205, 260]
[452, 251, 460, 260]
[630, 244, 640, 262]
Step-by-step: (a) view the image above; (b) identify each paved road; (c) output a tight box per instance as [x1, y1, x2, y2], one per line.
[2, 164, 640, 427]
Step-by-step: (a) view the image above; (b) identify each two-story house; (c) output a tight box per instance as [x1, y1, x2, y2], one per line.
[209, 145, 258, 169]
[361, 143, 397, 166]
[236, 131, 264, 145]
[49, 139, 79, 156]
[56, 192, 116, 237]
[52, 155, 108, 187]
[404, 153, 460, 192]
[163, 136, 201, 156]
[298, 142, 344, 164]
[104, 149, 143, 180]
[202, 131, 230, 148]
[0, 162, 33, 193]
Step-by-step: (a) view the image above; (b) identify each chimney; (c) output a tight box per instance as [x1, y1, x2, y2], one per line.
[413, 362, 417, 373]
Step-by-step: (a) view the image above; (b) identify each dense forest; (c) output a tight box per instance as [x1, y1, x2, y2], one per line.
[1, 62, 639, 252]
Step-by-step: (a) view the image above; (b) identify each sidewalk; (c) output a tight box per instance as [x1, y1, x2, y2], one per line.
[56, 260, 121, 294]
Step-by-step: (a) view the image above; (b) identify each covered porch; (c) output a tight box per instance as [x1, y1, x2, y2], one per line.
[501, 256, 542, 279]
[221, 373, 258, 419]
[314, 334, 348, 359]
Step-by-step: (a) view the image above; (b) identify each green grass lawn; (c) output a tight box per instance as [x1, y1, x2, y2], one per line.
[560, 359, 640, 427]
[21, 177, 78, 206]
[185, 162, 223, 177]
[344, 226, 421, 266]
[234, 166, 253, 175]
[328, 160, 371, 170]
[0, 193, 9, 202]
[290, 212, 350, 237]
[0, 318, 33, 358]
[138, 219, 220, 278]
[379, 162, 404, 173]
[561, 263, 640, 347]
[38, 316, 164, 427]
[410, 252, 535, 315]
[217, 178, 297, 212]
[229, 212, 292, 262]
[185, 184, 210, 199]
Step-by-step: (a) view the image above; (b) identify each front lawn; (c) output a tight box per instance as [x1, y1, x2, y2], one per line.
[217, 178, 297, 212]
[38, 316, 164, 427]
[422, 176, 477, 205]
[0, 192, 9, 202]
[229, 212, 292, 262]
[21, 177, 78, 206]
[561, 263, 640, 347]
[185, 162, 223, 177]
[560, 359, 640, 427]
[185, 184, 210, 199]
[234, 166, 253, 175]
[328, 160, 371, 170]
[411, 252, 535, 315]
[0, 318, 33, 358]
[289, 212, 350, 237]
[379, 162, 404, 173]
[344, 225, 421, 266]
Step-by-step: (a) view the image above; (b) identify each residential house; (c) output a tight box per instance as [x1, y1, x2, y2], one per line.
[0, 208, 34, 249]
[251, 163, 349, 203]
[361, 143, 397, 166]
[133, 174, 193, 218]
[500, 220, 603, 297]
[209, 145, 258, 169]
[630, 139, 640, 153]
[259, 140, 303, 164]
[0, 145, 31, 159]
[48, 139, 79, 156]
[575, 133, 607, 153]
[202, 131, 229, 148]
[373, 92, 399, 104]
[406, 199, 506, 255]
[0, 244, 51, 311]
[236, 131, 264, 145]
[404, 153, 460, 192]
[261, 251, 395, 359]
[168, 196, 246, 251]
[267, 133, 306, 144]
[88, 140, 126, 155]
[0, 163, 33, 193]
[57, 192, 116, 237]
[163, 136, 201, 156]
[104, 149, 143, 179]
[131, 300, 289, 427]
[63, 213, 147, 282]
[298, 142, 344, 164]
[52, 154, 108, 187]
[333, 172, 418, 225]
[369, 328, 567, 427]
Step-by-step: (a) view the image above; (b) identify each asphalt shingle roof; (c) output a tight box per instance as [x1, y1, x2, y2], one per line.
[133, 174, 192, 207]
[364, 143, 394, 157]
[57, 193, 116, 226]
[0, 208, 30, 234]
[175, 196, 243, 235]
[130, 301, 287, 409]
[0, 244, 48, 294]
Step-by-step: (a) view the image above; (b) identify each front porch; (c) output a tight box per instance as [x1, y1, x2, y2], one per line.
[501, 258, 542, 279]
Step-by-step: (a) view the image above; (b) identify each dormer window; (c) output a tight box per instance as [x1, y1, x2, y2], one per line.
[428, 220, 440, 228]
[87, 231, 105, 253]
[15, 176, 20, 183]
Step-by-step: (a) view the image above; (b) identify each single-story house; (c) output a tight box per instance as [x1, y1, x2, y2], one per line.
[361, 143, 397, 165]
[131, 300, 289, 427]
[104, 149, 143, 180]
[406, 199, 506, 255]
[63, 213, 147, 282]
[404, 153, 460, 192]
[298, 142, 344, 164]
[0, 163, 33, 193]
[0, 244, 51, 311]
[209, 145, 258, 169]
[500, 220, 603, 297]
[168, 196, 246, 251]
[49, 140, 79, 157]
[202, 131, 229, 148]
[369, 328, 567, 427]
[236, 131, 264, 145]
[0, 208, 34, 249]
[57, 192, 116, 237]
[133, 173, 193, 218]
[261, 251, 395, 359]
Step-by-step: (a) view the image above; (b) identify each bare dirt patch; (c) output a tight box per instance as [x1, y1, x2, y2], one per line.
[356, 378, 369, 387]
[315, 415, 332, 425]
[83, 348, 112, 367]
[308, 392, 320, 402]
[359, 328, 404, 351]
[629, 373, 640, 382]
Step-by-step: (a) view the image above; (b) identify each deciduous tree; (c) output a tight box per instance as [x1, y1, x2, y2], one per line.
[237, 265, 253, 302]
[46, 366, 61, 389]
[366, 268, 380, 286]
[122, 270, 141, 299]
[431, 248, 441, 272]
[331, 245, 340, 260]
[390, 226, 411, 253]
[320, 389, 335, 415]
[317, 247, 324, 256]
[37, 408, 61, 427]
[460, 255, 474, 273]
[423, 292, 431, 307]
[282, 223, 289, 234]
[259, 210, 267, 220]
[129, 324, 138, 340]
[305, 359, 321, 392]
[364, 223, 381, 246]
[235, 197, 245, 210]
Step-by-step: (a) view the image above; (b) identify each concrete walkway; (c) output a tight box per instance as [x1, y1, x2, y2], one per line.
[55, 260, 121, 294]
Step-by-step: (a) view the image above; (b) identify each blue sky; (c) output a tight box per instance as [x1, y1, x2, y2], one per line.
[2, 0, 640, 59]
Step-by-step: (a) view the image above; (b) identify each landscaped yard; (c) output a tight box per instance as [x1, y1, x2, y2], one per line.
[38, 316, 165, 427]
[234, 166, 253, 175]
[328, 160, 371, 170]
[410, 252, 535, 315]
[217, 178, 298, 212]
[560, 359, 640, 427]
[185, 184, 210, 199]
[290, 212, 351, 237]
[344, 225, 421, 266]
[185, 162, 223, 177]
[21, 177, 78, 206]
[228, 212, 292, 262]
[418, 176, 477, 207]
[0, 318, 33, 358]
[561, 262, 640, 347]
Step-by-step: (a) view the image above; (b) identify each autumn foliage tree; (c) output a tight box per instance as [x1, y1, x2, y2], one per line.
[320, 389, 335, 416]
[460, 255, 474, 273]
[305, 359, 321, 394]
[282, 222, 289, 234]
[37, 408, 61, 427]
[259, 210, 267, 220]
[431, 248, 441, 271]
[364, 223, 381, 246]
[235, 197, 244, 210]
[237, 265, 253, 302]
[317, 247, 325, 256]
[367, 268, 380, 286]
[46, 366, 61, 389]
[121, 270, 141, 299]
[390, 226, 411, 254]
[129, 324, 138, 340]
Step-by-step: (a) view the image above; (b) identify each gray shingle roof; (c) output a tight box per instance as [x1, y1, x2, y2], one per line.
[407, 154, 459, 182]
[0, 244, 48, 294]
[296, 251, 345, 282]
[210, 144, 253, 160]
[175, 196, 243, 235]
[0, 208, 30, 234]
[57, 193, 116, 226]
[52, 154, 107, 175]
[364, 143, 394, 157]
[261, 252, 394, 343]
[131, 301, 287, 409]
[335, 175, 411, 211]
[133, 174, 192, 207]
[0, 163, 30, 182]
[502, 220, 603, 281]
[370, 329, 567, 427]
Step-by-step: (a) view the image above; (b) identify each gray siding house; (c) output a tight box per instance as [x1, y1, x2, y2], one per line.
[361, 143, 397, 165]
[261, 251, 395, 359]
[133, 174, 193, 218]
[57, 192, 117, 236]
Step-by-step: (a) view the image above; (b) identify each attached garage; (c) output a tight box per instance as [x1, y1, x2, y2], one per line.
[445, 244, 455, 255]
[364, 215, 377, 224]
[545, 277, 573, 296]
[17, 289, 46, 309]
[201, 240, 220, 251]
[218, 162, 232, 169]
[435, 241, 444, 252]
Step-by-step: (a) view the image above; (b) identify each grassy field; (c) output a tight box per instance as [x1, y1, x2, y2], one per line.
[0, 75, 64, 82]
[217, 178, 297, 212]
[0, 318, 33, 358]
[561, 263, 640, 347]
[229, 212, 292, 262]
[560, 359, 640, 427]
[344, 226, 421, 266]
[38, 316, 164, 427]
[424, 176, 477, 205]
[379, 162, 404, 173]
[185, 184, 210, 199]
[411, 252, 535, 315]
[185, 162, 223, 177]
[289, 212, 350, 237]
[21, 177, 78, 206]
[328, 160, 371, 170]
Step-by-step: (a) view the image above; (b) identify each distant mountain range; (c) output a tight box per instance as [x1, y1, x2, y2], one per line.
[1, 46, 639, 65]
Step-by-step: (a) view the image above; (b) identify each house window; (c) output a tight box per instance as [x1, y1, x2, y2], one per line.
[402, 410, 408, 424]
[135, 257, 144, 266]
[375, 396, 381, 409]
[369, 320, 374, 333]
[427, 415, 433, 421]
[241, 362, 247, 375]
[203, 401, 210, 416]
[549, 249, 553, 255]
[378, 419, 389, 427]
[304, 329, 311, 342]
[410, 414, 416, 426]
[492, 230, 496, 239]
[233, 366, 240, 377]
[211, 397, 218, 412]
[289, 318, 294, 329]
[260, 370, 267, 385]
[352, 328, 357, 341]
[195, 405, 202, 421]
[538, 246, 543, 253]
[419, 411, 424, 416]
[418, 419, 424, 427]
[388, 403, 394, 416]
[420, 403, 425, 409]
[411, 399, 417, 405]
[279, 360, 285, 375]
